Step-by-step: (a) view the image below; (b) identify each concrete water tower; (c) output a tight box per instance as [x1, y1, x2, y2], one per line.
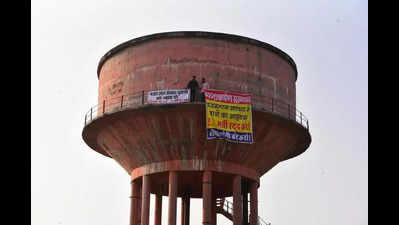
[82, 31, 311, 225]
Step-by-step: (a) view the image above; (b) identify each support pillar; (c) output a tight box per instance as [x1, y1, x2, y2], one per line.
[242, 180, 248, 225]
[181, 198, 184, 225]
[141, 175, 151, 225]
[185, 197, 190, 225]
[181, 195, 190, 225]
[130, 180, 140, 225]
[249, 182, 258, 225]
[233, 175, 242, 225]
[211, 193, 216, 225]
[154, 194, 162, 225]
[202, 171, 212, 225]
[138, 184, 142, 225]
[168, 171, 178, 225]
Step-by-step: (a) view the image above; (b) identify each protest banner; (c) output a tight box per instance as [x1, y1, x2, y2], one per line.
[148, 89, 190, 104]
[205, 89, 253, 144]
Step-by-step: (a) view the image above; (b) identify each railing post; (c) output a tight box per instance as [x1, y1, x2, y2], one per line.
[90, 108, 92, 121]
[103, 100, 105, 114]
[121, 95, 124, 109]
[307, 120, 309, 130]
[142, 91, 145, 105]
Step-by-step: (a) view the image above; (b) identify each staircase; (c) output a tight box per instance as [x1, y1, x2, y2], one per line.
[215, 198, 271, 225]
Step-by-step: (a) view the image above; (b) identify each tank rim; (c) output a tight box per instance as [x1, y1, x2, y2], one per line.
[96, 31, 298, 81]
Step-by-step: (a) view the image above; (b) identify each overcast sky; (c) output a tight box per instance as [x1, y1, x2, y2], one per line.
[31, 1, 368, 225]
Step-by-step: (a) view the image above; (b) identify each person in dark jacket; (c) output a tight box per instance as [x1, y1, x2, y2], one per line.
[187, 76, 199, 102]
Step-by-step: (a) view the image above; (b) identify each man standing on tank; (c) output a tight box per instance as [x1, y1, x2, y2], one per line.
[187, 76, 199, 102]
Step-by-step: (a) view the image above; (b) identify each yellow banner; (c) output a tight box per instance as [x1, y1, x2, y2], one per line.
[205, 90, 253, 143]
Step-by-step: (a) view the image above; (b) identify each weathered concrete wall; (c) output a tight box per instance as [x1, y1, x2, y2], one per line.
[97, 35, 297, 108]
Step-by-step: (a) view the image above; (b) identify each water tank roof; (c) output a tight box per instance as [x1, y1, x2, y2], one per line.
[97, 31, 298, 81]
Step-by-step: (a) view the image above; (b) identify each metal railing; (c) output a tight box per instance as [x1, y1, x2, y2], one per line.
[83, 89, 309, 131]
[216, 198, 271, 225]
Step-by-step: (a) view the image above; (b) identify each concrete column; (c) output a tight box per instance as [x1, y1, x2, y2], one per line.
[181, 195, 190, 225]
[185, 197, 190, 225]
[168, 171, 178, 225]
[249, 182, 258, 225]
[233, 175, 242, 225]
[154, 194, 162, 225]
[211, 193, 216, 225]
[138, 185, 142, 225]
[130, 180, 140, 225]
[181, 198, 184, 225]
[242, 180, 248, 225]
[202, 171, 212, 225]
[141, 175, 151, 225]
[181, 198, 185, 225]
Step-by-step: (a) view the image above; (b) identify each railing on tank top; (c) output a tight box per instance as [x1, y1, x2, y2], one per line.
[216, 198, 271, 225]
[83, 89, 309, 131]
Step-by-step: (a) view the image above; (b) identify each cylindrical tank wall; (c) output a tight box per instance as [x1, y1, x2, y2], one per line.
[98, 34, 297, 109]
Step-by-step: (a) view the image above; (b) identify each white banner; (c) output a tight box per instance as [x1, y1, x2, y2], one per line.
[147, 89, 190, 104]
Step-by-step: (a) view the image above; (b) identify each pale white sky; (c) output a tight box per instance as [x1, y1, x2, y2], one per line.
[31, 1, 368, 225]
